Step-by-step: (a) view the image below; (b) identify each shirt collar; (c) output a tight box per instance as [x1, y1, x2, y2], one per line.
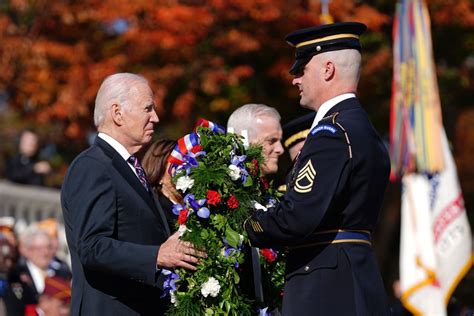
[98, 133, 132, 161]
[310, 93, 356, 130]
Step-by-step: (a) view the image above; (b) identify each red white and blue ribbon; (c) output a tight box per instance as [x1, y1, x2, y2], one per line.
[168, 119, 226, 173]
[195, 118, 226, 134]
[168, 132, 203, 166]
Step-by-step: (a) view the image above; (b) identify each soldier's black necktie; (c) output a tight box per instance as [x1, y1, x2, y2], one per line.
[127, 155, 150, 191]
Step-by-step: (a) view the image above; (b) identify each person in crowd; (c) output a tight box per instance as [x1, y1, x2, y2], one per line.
[142, 139, 182, 230]
[227, 103, 284, 175]
[5, 129, 51, 186]
[24, 276, 71, 316]
[245, 22, 391, 315]
[0, 217, 18, 248]
[61, 73, 206, 316]
[34, 220, 71, 281]
[0, 233, 18, 316]
[8, 227, 54, 315]
[14, 228, 56, 298]
[281, 112, 316, 162]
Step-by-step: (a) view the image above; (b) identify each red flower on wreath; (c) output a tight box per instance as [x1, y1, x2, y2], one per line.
[260, 248, 277, 263]
[207, 190, 221, 206]
[260, 176, 269, 190]
[249, 159, 260, 177]
[177, 209, 189, 225]
[227, 195, 239, 209]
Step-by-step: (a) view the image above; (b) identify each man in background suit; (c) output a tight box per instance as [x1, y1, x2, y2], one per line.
[227, 103, 284, 175]
[61, 73, 204, 315]
[227, 103, 284, 309]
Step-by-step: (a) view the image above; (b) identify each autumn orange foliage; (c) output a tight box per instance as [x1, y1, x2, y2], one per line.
[0, 0, 393, 144]
[0, 0, 471, 153]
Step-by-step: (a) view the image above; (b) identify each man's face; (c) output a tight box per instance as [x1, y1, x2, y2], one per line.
[27, 234, 53, 270]
[121, 83, 159, 150]
[252, 116, 284, 175]
[292, 55, 324, 110]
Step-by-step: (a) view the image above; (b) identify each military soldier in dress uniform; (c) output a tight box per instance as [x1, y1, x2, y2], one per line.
[244, 22, 391, 315]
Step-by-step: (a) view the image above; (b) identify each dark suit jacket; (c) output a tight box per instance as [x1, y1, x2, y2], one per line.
[61, 137, 171, 316]
[246, 98, 390, 315]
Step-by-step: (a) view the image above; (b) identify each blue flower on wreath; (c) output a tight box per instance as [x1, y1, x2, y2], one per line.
[265, 196, 278, 209]
[161, 269, 180, 298]
[184, 194, 210, 219]
[176, 150, 205, 175]
[222, 237, 244, 268]
[172, 203, 185, 216]
[229, 152, 249, 183]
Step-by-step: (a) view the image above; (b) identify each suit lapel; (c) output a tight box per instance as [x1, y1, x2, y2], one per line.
[95, 137, 160, 216]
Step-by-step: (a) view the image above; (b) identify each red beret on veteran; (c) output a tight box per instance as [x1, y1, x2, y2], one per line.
[43, 276, 71, 303]
[285, 22, 367, 75]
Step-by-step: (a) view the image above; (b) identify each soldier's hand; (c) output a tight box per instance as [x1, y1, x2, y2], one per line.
[156, 231, 207, 271]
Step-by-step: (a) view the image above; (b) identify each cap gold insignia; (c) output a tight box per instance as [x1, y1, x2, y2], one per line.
[295, 160, 316, 193]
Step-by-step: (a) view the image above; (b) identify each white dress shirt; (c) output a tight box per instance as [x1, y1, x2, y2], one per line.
[26, 261, 46, 293]
[98, 133, 138, 177]
[310, 93, 356, 130]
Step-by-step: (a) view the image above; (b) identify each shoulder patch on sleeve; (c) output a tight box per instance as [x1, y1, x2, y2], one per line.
[311, 124, 337, 136]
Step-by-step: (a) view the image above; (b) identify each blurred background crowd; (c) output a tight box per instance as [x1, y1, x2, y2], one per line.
[0, 0, 473, 315]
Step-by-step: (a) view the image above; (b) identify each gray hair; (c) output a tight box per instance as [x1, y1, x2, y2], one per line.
[227, 103, 281, 141]
[94, 73, 149, 127]
[19, 226, 51, 248]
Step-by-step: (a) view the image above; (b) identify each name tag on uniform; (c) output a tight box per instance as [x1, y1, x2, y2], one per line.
[311, 124, 336, 135]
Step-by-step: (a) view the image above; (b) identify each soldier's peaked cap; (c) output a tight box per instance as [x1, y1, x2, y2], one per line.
[283, 112, 315, 149]
[285, 22, 367, 75]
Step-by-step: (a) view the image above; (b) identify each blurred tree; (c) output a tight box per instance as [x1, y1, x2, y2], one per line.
[0, 0, 471, 146]
[0, 0, 391, 144]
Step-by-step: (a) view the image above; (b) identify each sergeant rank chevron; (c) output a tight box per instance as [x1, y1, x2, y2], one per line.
[295, 160, 316, 193]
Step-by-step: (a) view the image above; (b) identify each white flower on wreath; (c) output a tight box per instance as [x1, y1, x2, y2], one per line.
[227, 164, 241, 181]
[178, 225, 189, 237]
[170, 292, 177, 306]
[176, 176, 194, 193]
[253, 201, 268, 212]
[201, 277, 221, 298]
[238, 234, 244, 247]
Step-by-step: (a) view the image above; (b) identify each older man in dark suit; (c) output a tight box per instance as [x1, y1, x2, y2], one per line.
[245, 22, 391, 315]
[61, 73, 204, 316]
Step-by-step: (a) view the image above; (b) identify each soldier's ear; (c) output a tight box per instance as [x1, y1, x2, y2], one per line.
[323, 60, 335, 81]
[111, 103, 124, 125]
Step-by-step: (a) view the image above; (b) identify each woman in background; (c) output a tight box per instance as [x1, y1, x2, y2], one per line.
[142, 139, 182, 231]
